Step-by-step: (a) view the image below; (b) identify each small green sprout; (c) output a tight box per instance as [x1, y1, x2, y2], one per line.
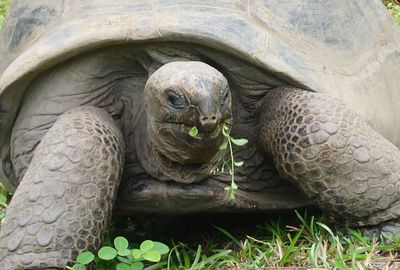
[189, 126, 199, 137]
[187, 121, 248, 200]
[212, 121, 248, 200]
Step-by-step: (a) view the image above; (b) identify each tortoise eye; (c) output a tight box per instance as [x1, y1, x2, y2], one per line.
[220, 88, 229, 107]
[165, 89, 187, 110]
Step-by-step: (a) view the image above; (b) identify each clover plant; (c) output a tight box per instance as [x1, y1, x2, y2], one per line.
[66, 237, 169, 270]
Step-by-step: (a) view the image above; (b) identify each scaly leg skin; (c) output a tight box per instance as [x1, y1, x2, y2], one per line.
[0, 106, 124, 269]
[259, 87, 400, 233]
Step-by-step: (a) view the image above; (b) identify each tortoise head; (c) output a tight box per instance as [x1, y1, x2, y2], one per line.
[144, 61, 232, 164]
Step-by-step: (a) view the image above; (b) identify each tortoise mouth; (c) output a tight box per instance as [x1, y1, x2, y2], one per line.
[154, 120, 225, 145]
[167, 122, 222, 141]
[150, 120, 226, 165]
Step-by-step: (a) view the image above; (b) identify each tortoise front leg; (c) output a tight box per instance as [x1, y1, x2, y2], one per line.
[0, 106, 124, 269]
[259, 87, 400, 231]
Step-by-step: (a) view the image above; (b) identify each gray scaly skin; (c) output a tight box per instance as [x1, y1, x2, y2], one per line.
[0, 61, 232, 269]
[0, 106, 124, 269]
[1, 62, 400, 269]
[136, 61, 231, 183]
[259, 87, 400, 228]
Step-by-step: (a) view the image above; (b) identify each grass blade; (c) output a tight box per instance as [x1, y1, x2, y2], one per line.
[214, 226, 241, 247]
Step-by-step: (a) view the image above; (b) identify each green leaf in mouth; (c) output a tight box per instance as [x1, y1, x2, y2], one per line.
[189, 126, 199, 137]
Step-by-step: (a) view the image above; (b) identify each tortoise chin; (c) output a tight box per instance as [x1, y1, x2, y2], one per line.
[156, 122, 224, 164]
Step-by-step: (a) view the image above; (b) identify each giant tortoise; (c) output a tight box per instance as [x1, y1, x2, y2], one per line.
[1, 0, 400, 269]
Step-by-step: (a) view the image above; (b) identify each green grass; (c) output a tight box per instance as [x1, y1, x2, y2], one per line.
[0, 183, 8, 221]
[70, 212, 400, 269]
[155, 212, 400, 269]
[0, 0, 10, 26]
[386, 0, 400, 25]
[96, 212, 400, 269]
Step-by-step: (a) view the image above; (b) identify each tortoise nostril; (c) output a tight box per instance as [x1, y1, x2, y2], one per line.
[199, 114, 219, 131]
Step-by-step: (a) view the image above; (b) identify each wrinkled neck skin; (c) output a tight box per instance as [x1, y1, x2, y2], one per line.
[135, 108, 226, 184]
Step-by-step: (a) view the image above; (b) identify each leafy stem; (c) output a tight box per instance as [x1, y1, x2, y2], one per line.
[188, 120, 248, 200]
[221, 122, 247, 199]
[202, 121, 248, 200]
